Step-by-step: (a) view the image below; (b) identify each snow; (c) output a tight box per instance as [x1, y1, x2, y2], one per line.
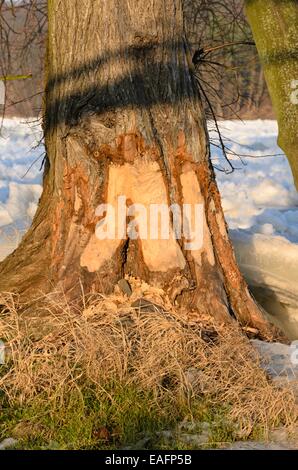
[252, 339, 298, 384]
[212, 120, 298, 239]
[0, 118, 43, 260]
[211, 120, 298, 337]
[0, 118, 297, 336]
[211, 120, 298, 339]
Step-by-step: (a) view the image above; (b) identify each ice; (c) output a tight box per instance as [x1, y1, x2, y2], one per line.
[251, 339, 298, 381]
[230, 230, 298, 338]
[211, 120, 298, 336]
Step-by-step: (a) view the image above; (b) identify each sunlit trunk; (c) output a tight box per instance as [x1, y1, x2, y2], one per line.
[0, 0, 272, 335]
[245, 0, 298, 189]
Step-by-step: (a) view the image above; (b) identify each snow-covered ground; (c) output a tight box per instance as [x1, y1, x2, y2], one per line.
[0, 118, 297, 337]
[211, 120, 298, 338]
[0, 118, 42, 260]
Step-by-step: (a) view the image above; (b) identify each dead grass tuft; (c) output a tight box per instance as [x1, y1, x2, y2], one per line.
[0, 278, 297, 441]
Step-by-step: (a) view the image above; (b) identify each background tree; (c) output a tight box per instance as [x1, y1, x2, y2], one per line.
[0, 0, 45, 117]
[245, 0, 298, 189]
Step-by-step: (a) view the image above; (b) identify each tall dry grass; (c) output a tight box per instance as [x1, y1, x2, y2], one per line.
[0, 278, 297, 440]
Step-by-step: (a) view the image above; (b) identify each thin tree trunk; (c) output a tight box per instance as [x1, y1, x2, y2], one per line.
[0, 0, 272, 335]
[245, 0, 298, 189]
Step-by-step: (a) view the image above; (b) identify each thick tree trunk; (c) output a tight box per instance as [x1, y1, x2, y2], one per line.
[0, 0, 271, 334]
[245, 0, 298, 189]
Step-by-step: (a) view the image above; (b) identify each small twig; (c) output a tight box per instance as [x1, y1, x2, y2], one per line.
[195, 76, 235, 173]
[0, 73, 32, 81]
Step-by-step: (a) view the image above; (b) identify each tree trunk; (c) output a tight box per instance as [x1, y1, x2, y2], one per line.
[245, 0, 298, 189]
[0, 0, 271, 334]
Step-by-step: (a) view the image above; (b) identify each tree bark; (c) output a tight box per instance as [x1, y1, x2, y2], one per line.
[245, 0, 298, 189]
[0, 0, 271, 334]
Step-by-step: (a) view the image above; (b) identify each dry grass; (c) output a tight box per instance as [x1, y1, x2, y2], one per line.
[0, 277, 297, 446]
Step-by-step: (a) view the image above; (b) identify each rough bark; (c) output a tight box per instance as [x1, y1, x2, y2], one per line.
[245, 0, 298, 189]
[0, 0, 272, 335]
